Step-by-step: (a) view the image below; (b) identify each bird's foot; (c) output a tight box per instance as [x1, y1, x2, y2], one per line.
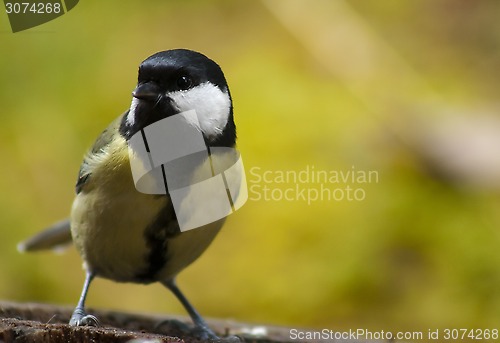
[190, 325, 243, 342]
[69, 308, 99, 326]
[190, 324, 219, 340]
[155, 320, 243, 342]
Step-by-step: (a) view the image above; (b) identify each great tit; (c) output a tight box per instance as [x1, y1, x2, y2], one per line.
[18, 49, 240, 341]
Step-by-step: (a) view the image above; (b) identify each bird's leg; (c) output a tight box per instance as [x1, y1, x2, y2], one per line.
[69, 271, 99, 326]
[162, 278, 219, 340]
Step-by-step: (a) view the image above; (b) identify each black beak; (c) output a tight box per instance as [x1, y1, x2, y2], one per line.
[132, 82, 161, 101]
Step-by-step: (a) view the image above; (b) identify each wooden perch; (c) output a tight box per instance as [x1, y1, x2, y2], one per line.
[0, 301, 323, 343]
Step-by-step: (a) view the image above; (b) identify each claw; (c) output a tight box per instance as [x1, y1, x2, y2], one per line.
[219, 336, 244, 343]
[69, 309, 99, 327]
[182, 324, 243, 342]
[190, 325, 219, 341]
[78, 314, 99, 326]
[155, 319, 243, 342]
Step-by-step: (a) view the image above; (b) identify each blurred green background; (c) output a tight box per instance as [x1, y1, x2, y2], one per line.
[1, 0, 500, 338]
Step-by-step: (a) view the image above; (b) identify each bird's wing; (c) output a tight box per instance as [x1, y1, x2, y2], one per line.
[18, 112, 128, 253]
[17, 219, 72, 252]
[76, 112, 127, 194]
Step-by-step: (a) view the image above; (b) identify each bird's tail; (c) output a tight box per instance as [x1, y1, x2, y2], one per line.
[17, 219, 73, 253]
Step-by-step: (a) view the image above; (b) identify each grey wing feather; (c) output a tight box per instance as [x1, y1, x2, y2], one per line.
[18, 219, 72, 252]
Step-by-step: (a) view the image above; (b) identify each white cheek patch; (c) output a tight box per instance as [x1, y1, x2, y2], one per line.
[126, 97, 140, 126]
[168, 82, 231, 138]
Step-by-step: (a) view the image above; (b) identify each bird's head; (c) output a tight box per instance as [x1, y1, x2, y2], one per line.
[120, 49, 235, 147]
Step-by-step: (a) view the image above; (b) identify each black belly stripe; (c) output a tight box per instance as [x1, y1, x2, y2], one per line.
[134, 198, 181, 282]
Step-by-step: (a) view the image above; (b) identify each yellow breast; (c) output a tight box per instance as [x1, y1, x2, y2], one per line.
[70, 135, 166, 281]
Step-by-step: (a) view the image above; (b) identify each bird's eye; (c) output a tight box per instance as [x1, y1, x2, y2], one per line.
[177, 75, 193, 90]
